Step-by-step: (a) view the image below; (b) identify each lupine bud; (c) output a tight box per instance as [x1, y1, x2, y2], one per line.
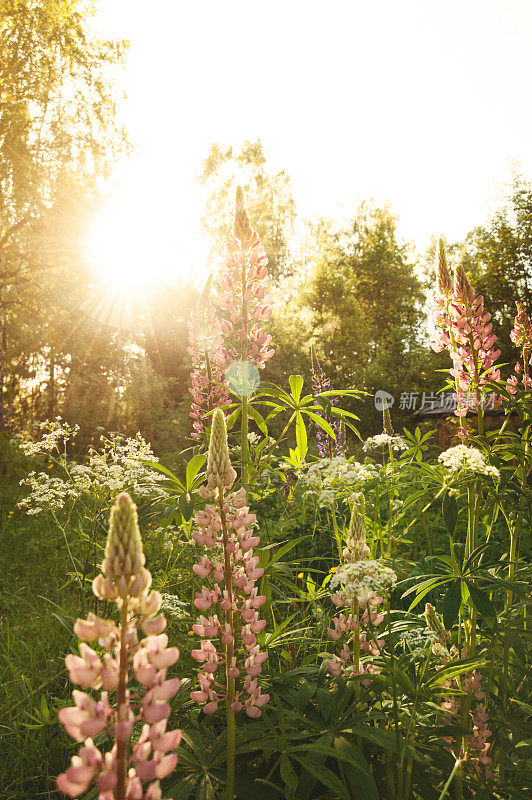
[58, 494, 181, 798]
[187, 272, 230, 439]
[431, 258, 501, 423]
[344, 494, 370, 562]
[424, 602, 450, 646]
[213, 187, 274, 375]
[206, 409, 237, 490]
[233, 185, 254, 246]
[453, 263, 475, 304]
[382, 398, 394, 437]
[437, 239, 453, 297]
[508, 302, 532, 394]
[94, 493, 150, 603]
[190, 472, 269, 718]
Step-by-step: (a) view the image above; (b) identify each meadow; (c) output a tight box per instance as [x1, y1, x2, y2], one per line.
[0, 193, 531, 800]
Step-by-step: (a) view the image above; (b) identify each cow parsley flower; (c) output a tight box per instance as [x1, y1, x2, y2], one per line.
[438, 445, 500, 479]
[331, 560, 397, 605]
[299, 457, 380, 506]
[363, 434, 408, 453]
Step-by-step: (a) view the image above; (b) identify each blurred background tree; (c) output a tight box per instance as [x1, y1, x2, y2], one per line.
[0, 0, 127, 429]
[460, 173, 532, 366]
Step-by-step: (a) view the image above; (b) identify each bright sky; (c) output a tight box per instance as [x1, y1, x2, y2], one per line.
[88, 0, 532, 288]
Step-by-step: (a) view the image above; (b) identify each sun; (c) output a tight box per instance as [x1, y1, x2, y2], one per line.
[85, 166, 211, 293]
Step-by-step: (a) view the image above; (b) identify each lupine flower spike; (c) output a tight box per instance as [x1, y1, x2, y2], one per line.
[190, 409, 269, 800]
[431, 243, 501, 433]
[57, 493, 181, 800]
[508, 301, 532, 395]
[215, 186, 274, 373]
[215, 187, 275, 487]
[188, 273, 230, 439]
[326, 497, 395, 689]
[426, 604, 493, 780]
[310, 347, 345, 457]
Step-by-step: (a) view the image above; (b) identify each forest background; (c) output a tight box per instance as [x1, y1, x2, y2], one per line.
[0, 0, 531, 470]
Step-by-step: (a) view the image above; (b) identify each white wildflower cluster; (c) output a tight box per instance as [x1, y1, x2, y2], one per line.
[18, 472, 83, 514]
[18, 431, 162, 515]
[19, 419, 79, 457]
[363, 434, 408, 453]
[400, 627, 437, 659]
[331, 560, 397, 605]
[160, 593, 188, 619]
[246, 432, 275, 448]
[299, 456, 379, 507]
[438, 445, 500, 480]
[158, 526, 179, 552]
[87, 433, 160, 496]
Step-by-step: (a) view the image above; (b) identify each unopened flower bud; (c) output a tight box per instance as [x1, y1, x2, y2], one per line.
[424, 603, 450, 646]
[101, 494, 148, 600]
[206, 409, 236, 490]
[437, 238, 453, 297]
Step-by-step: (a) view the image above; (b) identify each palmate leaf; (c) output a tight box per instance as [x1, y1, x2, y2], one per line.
[178, 492, 195, 521]
[443, 494, 458, 533]
[165, 774, 199, 800]
[280, 754, 298, 796]
[316, 389, 366, 398]
[254, 779, 285, 797]
[248, 404, 269, 436]
[405, 576, 453, 611]
[328, 406, 361, 421]
[290, 740, 371, 774]
[426, 658, 487, 687]
[225, 405, 242, 430]
[141, 459, 186, 492]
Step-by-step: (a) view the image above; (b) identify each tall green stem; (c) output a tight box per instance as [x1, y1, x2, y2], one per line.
[240, 247, 250, 491]
[241, 395, 249, 490]
[116, 597, 129, 800]
[331, 504, 343, 561]
[219, 487, 236, 800]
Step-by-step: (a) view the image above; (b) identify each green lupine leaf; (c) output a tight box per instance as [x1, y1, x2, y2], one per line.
[289, 375, 304, 404]
[185, 454, 206, 489]
[443, 494, 458, 534]
[290, 756, 348, 800]
[443, 580, 462, 627]
[466, 581, 497, 621]
[248, 404, 269, 436]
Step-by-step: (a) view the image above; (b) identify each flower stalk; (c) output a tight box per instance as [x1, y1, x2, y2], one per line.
[190, 409, 269, 800]
[57, 493, 181, 800]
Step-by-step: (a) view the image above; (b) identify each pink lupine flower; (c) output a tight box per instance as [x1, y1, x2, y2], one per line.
[57, 493, 180, 800]
[507, 301, 532, 395]
[215, 187, 274, 373]
[188, 273, 230, 439]
[326, 546, 396, 688]
[429, 615, 493, 781]
[190, 409, 269, 720]
[431, 243, 501, 425]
